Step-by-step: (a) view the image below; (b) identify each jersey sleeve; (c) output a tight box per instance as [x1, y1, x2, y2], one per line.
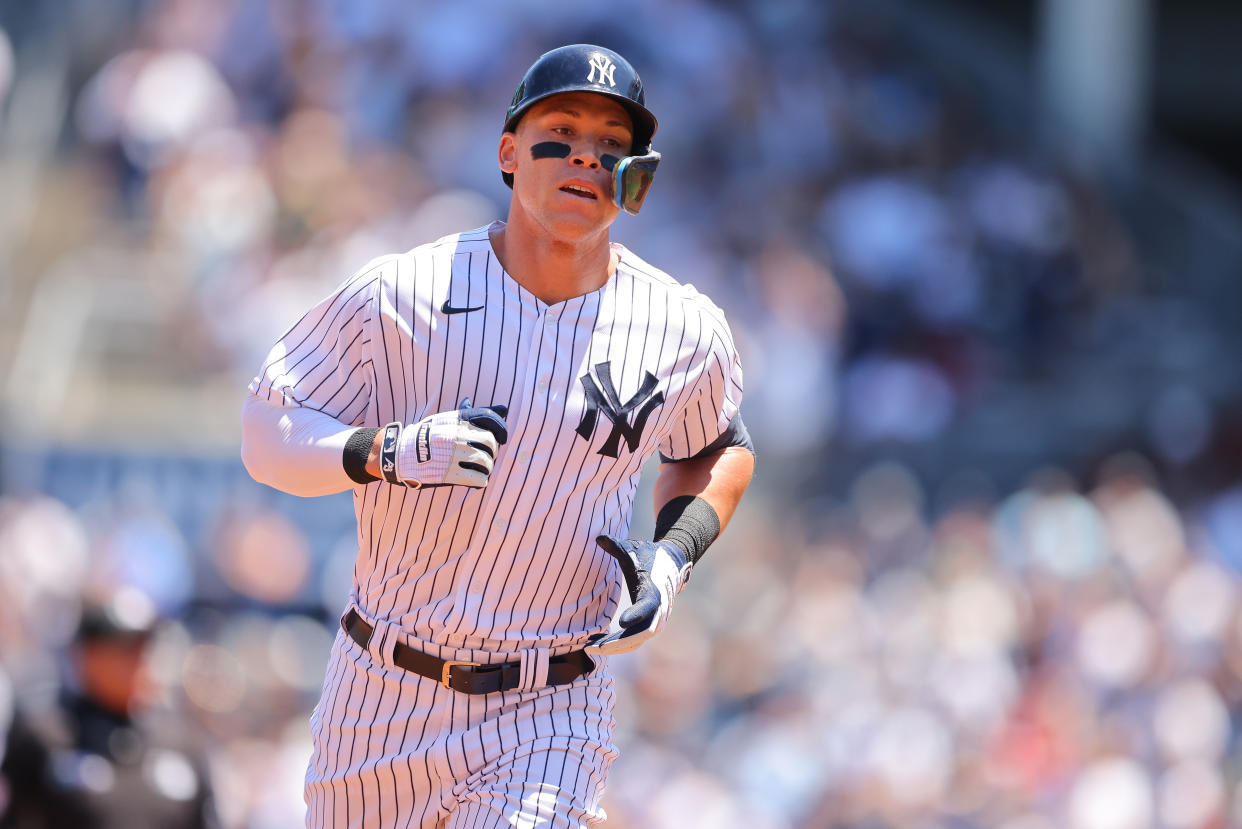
[658, 307, 744, 461]
[248, 259, 383, 425]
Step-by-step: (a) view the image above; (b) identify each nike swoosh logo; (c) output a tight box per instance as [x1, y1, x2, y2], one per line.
[441, 300, 484, 315]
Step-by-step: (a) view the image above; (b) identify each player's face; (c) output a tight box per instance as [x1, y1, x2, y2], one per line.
[501, 92, 634, 241]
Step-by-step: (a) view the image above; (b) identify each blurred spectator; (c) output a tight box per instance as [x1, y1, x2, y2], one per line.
[0, 590, 218, 828]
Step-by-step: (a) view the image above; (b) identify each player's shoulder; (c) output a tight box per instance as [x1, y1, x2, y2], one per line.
[614, 244, 733, 330]
[405, 224, 493, 258]
[350, 225, 493, 285]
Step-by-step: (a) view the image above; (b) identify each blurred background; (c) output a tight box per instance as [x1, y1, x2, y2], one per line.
[1, 0, 1241, 826]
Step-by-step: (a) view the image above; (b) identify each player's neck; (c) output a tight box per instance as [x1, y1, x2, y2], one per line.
[489, 219, 617, 306]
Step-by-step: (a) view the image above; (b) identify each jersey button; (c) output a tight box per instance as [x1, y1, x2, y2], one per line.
[536, 381, 548, 393]
[492, 518, 507, 531]
[469, 581, 484, 595]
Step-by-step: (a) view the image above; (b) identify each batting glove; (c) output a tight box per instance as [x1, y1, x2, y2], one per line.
[585, 534, 691, 656]
[381, 398, 508, 488]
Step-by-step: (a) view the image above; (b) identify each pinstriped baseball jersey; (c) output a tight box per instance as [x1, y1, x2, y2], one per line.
[249, 222, 743, 658]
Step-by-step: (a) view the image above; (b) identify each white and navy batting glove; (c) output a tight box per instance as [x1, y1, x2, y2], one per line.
[380, 398, 508, 488]
[585, 534, 691, 656]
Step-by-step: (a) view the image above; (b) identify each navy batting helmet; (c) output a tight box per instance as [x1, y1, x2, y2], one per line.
[501, 44, 658, 190]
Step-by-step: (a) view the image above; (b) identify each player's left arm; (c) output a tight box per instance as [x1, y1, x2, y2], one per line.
[586, 306, 754, 657]
[586, 439, 754, 657]
[649, 316, 755, 564]
[653, 443, 754, 544]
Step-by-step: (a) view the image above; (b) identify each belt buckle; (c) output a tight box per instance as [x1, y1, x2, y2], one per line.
[440, 660, 480, 689]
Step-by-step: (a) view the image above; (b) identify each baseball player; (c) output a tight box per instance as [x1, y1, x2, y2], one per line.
[241, 44, 754, 828]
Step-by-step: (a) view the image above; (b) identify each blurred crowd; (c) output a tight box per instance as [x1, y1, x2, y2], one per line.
[1, 0, 1240, 827]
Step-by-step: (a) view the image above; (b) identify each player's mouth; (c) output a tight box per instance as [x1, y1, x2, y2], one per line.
[559, 182, 599, 201]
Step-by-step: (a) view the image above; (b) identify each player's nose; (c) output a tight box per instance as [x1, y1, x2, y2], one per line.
[570, 147, 601, 170]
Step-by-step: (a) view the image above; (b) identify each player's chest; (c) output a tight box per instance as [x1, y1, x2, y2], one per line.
[376, 295, 695, 457]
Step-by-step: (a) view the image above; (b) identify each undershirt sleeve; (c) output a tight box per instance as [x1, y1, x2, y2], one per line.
[240, 394, 363, 497]
[659, 412, 754, 463]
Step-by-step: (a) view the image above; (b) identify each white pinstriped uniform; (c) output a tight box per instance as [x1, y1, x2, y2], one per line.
[249, 223, 743, 828]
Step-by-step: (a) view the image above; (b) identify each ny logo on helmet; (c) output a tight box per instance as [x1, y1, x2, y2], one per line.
[587, 55, 616, 87]
[576, 362, 663, 458]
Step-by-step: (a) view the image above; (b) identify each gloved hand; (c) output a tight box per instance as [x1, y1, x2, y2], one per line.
[384, 398, 508, 488]
[584, 534, 691, 656]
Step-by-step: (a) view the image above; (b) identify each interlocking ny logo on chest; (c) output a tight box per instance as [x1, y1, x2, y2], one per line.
[576, 362, 664, 458]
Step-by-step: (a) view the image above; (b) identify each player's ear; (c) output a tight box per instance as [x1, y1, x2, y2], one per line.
[498, 132, 518, 178]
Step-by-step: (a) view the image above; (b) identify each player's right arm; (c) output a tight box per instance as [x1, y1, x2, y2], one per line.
[241, 396, 371, 497]
[240, 256, 510, 496]
[240, 257, 385, 497]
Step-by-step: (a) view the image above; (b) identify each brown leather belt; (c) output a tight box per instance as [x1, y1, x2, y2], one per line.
[341, 608, 595, 694]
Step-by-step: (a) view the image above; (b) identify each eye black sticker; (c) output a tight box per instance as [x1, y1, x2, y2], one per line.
[530, 142, 571, 160]
[530, 143, 621, 172]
